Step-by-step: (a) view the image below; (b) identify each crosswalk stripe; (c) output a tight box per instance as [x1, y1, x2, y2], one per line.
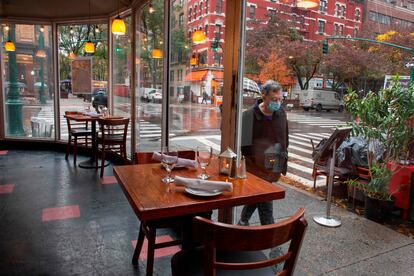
[288, 145, 313, 154]
[289, 152, 314, 164]
[289, 134, 316, 143]
[288, 161, 314, 174]
[292, 133, 322, 141]
[289, 138, 313, 148]
[285, 172, 326, 188]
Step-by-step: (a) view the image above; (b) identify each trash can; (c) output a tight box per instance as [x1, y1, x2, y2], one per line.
[31, 117, 53, 137]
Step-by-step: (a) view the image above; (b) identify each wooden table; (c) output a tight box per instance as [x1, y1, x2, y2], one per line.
[64, 114, 109, 168]
[113, 160, 285, 222]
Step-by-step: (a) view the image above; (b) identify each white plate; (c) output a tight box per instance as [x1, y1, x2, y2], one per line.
[184, 187, 222, 197]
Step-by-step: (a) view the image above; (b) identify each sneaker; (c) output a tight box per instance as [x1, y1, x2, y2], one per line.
[237, 219, 250, 226]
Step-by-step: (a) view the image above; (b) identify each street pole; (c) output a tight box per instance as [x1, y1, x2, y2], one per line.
[38, 28, 46, 104]
[5, 25, 24, 136]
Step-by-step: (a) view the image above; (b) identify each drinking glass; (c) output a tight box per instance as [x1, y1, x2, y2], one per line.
[98, 105, 105, 114]
[197, 145, 212, 180]
[161, 146, 178, 184]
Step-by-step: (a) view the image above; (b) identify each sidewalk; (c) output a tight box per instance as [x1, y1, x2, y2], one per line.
[234, 181, 414, 275]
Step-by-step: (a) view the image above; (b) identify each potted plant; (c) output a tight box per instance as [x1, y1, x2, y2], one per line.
[344, 78, 414, 222]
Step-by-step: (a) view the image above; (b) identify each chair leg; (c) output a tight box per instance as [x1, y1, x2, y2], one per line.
[100, 147, 106, 178]
[65, 136, 71, 160]
[73, 137, 78, 165]
[312, 166, 316, 190]
[132, 223, 146, 266]
[146, 227, 156, 276]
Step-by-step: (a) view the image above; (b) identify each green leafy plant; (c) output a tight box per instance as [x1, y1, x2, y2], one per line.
[344, 77, 414, 200]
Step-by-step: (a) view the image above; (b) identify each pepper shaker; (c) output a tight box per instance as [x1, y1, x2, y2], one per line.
[229, 156, 237, 179]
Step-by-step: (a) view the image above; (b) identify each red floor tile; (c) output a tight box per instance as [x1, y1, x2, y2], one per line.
[101, 176, 117, 185]
[0, 184, 14, 194]
[42, 205, 80, 222]
[131, 235, 180, 260]
[0, 150, 8, 155]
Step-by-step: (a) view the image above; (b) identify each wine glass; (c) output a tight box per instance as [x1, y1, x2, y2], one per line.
[161, 146, 178, 184]
[98, 105, 105, 114]
[197, 145, 212, 180]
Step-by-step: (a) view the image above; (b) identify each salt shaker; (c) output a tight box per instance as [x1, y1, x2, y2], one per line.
[238, 155, 246, 179]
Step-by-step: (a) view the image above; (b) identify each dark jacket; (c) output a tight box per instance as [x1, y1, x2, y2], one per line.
[241, 104, 289, 177]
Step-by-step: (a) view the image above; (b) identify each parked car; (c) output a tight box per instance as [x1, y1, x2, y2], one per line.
[153, 91, 162, 103]
[300, 89, 344, 112]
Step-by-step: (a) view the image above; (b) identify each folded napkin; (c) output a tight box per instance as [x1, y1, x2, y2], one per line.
[152, 152, 197, 168]
[83, 111, 99, 117]
[174, 176, 233, 192]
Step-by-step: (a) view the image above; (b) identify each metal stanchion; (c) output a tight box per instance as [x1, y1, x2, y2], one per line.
[313, 139, 342, 228]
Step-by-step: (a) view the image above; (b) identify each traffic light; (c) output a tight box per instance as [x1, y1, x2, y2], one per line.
[322, 40, 329, 54]
[212, 39, 219, 52]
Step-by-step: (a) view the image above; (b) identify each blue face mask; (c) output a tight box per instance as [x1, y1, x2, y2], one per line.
[268, 101, 281, 112]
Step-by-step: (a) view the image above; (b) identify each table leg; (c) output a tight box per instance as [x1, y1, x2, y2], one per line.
[218, 208, 234, 224]
[79, 120, 109, 169]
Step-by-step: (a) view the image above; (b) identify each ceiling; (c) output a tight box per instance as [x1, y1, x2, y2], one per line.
[0, 0, 137, 21]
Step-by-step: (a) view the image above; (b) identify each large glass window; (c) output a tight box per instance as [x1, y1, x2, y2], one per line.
[57, 23, 108, 141]
[168, 0, 225, 153]
[112, 16, 132, 155]
[2, 23, 54, 139]
[136, 0, 164, 152]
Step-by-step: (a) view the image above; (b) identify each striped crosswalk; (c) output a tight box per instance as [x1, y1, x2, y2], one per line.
[287, 113, 348, 129]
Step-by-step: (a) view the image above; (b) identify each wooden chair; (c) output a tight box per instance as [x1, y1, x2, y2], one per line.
[132, 150, 196, 276]
[96, 117, 130, 178]
[310, 138, 349, 190]
[348, 166, 371, 209]
[171, 208, 307, 276]
[64, 111, 92, 165]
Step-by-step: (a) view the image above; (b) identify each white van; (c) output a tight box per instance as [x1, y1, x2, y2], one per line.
[300, 90, 344, 112]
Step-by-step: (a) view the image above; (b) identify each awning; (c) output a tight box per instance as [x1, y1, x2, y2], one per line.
[185, 71, 207, 81]
[212, 71, 223, 80]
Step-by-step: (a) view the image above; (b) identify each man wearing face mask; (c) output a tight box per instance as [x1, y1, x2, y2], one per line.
[238, 80, 289, 226]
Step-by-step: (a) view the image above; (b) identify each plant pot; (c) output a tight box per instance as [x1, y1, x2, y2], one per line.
[364, 196, 393, 223]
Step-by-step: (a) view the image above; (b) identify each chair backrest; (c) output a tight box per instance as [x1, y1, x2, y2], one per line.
[65, 111, 88, 131]
[98, 117, 130, 142]
[134, 150, 195, 164]
[193, 208, 307, 276]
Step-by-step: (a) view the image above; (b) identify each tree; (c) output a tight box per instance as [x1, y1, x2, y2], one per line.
[258, 50, 294, 86]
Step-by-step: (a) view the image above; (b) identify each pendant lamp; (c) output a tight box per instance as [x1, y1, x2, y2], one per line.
[112, 0, 126, 35]
[5, 40, 15, 52]
[296, 0, 319, 9]
[192, 30, 206, 44]
[35, 49, 46, 58]
[152, 49, 163, 59]
[84, 40, 95, 53]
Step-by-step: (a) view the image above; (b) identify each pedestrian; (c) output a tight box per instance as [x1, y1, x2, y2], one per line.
[201, 90, 208, 104]
[238, 80, 289, 226]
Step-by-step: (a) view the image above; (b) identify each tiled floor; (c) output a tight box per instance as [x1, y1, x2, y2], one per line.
[0, 150, 176, 275]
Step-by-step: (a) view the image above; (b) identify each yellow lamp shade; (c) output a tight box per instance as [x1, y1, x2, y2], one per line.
[192, 30, 206, 44]
[68, 52, 77, 60]
[5, 40, 15, 52]
[297, 0, 319, 9]
[112, 16, 126, 35]
[36, 49, 46, 58]
[152, 49, 163, 59]
[84, 40, 95, 54]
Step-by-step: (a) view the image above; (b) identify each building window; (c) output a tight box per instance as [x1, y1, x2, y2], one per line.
[178, 48, 183, 62]
[249, 5, 256, 18]
[340, 5, 345, 17]
[205, 0, 209, 14]
[178, 69, 183, 81]
[194, 5, 198, 17]
[369, 11, 391, 25]
[170, 70, 174, 82]
[353, 28, 358, 37]
[179, 13, 184, 26]
[214, 53, 221, 66]
[333, 24, 338, 35]
[355, 9, 360, 21]
[268, 9, 276, 18]
[205, 24, 208, 35]
[318, 20, 325, 33]
[319, 0, 327, 12]
[215, 24, 222, 39]
[216, 0, 222, 13]
[292, 14, 297, 24]
[339, 25, 344, 36]
[200, 3, 203, 17]
[335, 4, 340, 16]
[189, 8, 192, 20]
